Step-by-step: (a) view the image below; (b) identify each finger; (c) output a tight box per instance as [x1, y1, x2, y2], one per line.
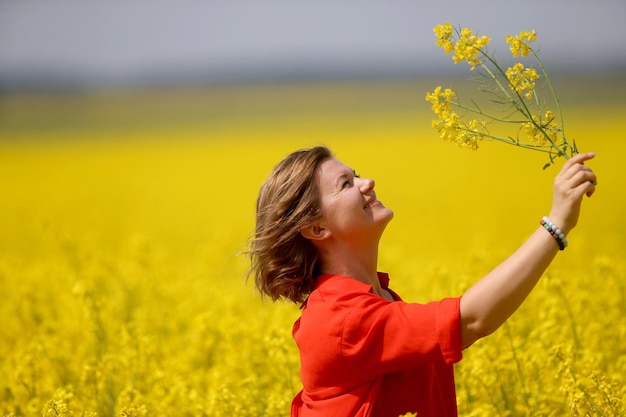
[566, 152, 596, 167]
[558, 152, 593, 178]
[580, 180, 597, 198]
[579, 166, 597, 185]
[560, 155, 597, 183]
[571, 167, 596, 184]
[588, 170, 598, 186]
[586, 187, 596, 198]
[587, 170, 598, 192]
[568, 169, 597, 197]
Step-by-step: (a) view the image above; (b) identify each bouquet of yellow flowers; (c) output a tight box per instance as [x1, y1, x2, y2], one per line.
[425, 22, 578, 169]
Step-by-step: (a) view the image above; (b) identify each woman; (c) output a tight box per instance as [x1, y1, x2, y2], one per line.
[247, 146, 597, 417]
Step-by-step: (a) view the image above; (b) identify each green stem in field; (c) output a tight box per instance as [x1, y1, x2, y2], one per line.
[504, 324, 532, 411]
[553, 281, 581, 351]
[473, 45, 570, 163]
[477, 52, 517, 104]
[432, 25, 580, 167]
[531, 50, 567, 143]
[479, 50, 537, 123]
[484, 42, 573, 162]
[530, 48, 578, 157]
[449, 99, 527, 124]
[528, 114, 568, 162]
[454, 125, 555, 154]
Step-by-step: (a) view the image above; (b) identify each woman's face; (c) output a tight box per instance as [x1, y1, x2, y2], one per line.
[315, 158, 394, 243]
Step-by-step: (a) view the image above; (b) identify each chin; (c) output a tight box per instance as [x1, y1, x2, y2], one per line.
[378, 207, 394, 225]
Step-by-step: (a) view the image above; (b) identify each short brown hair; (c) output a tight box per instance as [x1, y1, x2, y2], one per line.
[247, 146, 332, 303]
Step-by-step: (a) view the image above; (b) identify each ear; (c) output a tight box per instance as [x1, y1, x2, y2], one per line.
[300, 222, 332, 241]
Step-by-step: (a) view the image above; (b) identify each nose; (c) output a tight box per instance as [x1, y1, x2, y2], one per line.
[357, 177, 375, 193]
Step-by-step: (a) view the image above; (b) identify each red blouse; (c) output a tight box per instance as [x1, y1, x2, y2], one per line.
[291, 273, 463, 417]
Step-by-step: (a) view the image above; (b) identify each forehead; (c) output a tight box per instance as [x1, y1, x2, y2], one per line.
[317, 158, 352, 182]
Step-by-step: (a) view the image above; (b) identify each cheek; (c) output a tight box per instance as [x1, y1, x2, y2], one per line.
[321, 202, 352, 228]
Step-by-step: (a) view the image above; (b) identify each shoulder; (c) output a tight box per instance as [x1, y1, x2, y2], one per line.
[294, 275, 384, 345]
[308, 274, 377, 306]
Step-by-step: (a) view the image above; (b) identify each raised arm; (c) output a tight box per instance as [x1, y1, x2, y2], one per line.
[460, 152, 597, 349]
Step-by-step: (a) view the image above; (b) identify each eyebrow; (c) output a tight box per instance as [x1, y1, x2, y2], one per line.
[334, 169, 358, 187]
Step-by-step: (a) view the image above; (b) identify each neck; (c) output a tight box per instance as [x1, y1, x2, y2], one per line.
[318, 240, 382, 292]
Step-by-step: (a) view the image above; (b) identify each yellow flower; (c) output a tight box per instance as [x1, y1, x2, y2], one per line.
[468, 119, 487, 134]
[433, 22, 490, 70]
[425, 86, 456, 116]
[506, 63, 540, 99]
[434, 21, 455, 54]
[522, 116, 545, 144]
[431, 111, 484, 151]
[542, 110, 561, 142]
[460, 119, 484, 150]
[522, 110, 561, 144]
[432, 110, 461, 142]
[452, 27, 490, 70]
[428, 23, 579, 167]
[505, 29, 537, 57]
[456, 128, 480, 150]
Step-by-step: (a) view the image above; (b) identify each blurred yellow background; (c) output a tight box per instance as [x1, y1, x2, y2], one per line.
[2, 3, 626, 413]
[1, 75, 625, 415]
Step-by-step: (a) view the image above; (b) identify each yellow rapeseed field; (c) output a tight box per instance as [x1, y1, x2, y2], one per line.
[1, 80, 624, 416]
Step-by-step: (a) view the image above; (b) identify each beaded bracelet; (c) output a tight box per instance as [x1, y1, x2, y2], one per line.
[540, 216, 568, 250]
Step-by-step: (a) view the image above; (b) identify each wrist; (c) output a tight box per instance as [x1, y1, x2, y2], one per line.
[547, 213, 572, 236]
[541, 216, 568, 250]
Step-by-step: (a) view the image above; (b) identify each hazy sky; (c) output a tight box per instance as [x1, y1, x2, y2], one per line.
[1, 0, 625, 86]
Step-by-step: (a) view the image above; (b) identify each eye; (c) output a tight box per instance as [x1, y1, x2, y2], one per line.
[342, 172, 360, 188]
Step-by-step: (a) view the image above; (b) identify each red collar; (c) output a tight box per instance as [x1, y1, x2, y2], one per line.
[315, 272, 390, 290]
[299, 272, 397, 309]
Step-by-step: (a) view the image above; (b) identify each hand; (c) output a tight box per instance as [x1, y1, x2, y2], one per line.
[548, 152, 597, 235]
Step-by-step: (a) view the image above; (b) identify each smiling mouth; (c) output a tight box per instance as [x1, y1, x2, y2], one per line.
[365, 199, 381, 208]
